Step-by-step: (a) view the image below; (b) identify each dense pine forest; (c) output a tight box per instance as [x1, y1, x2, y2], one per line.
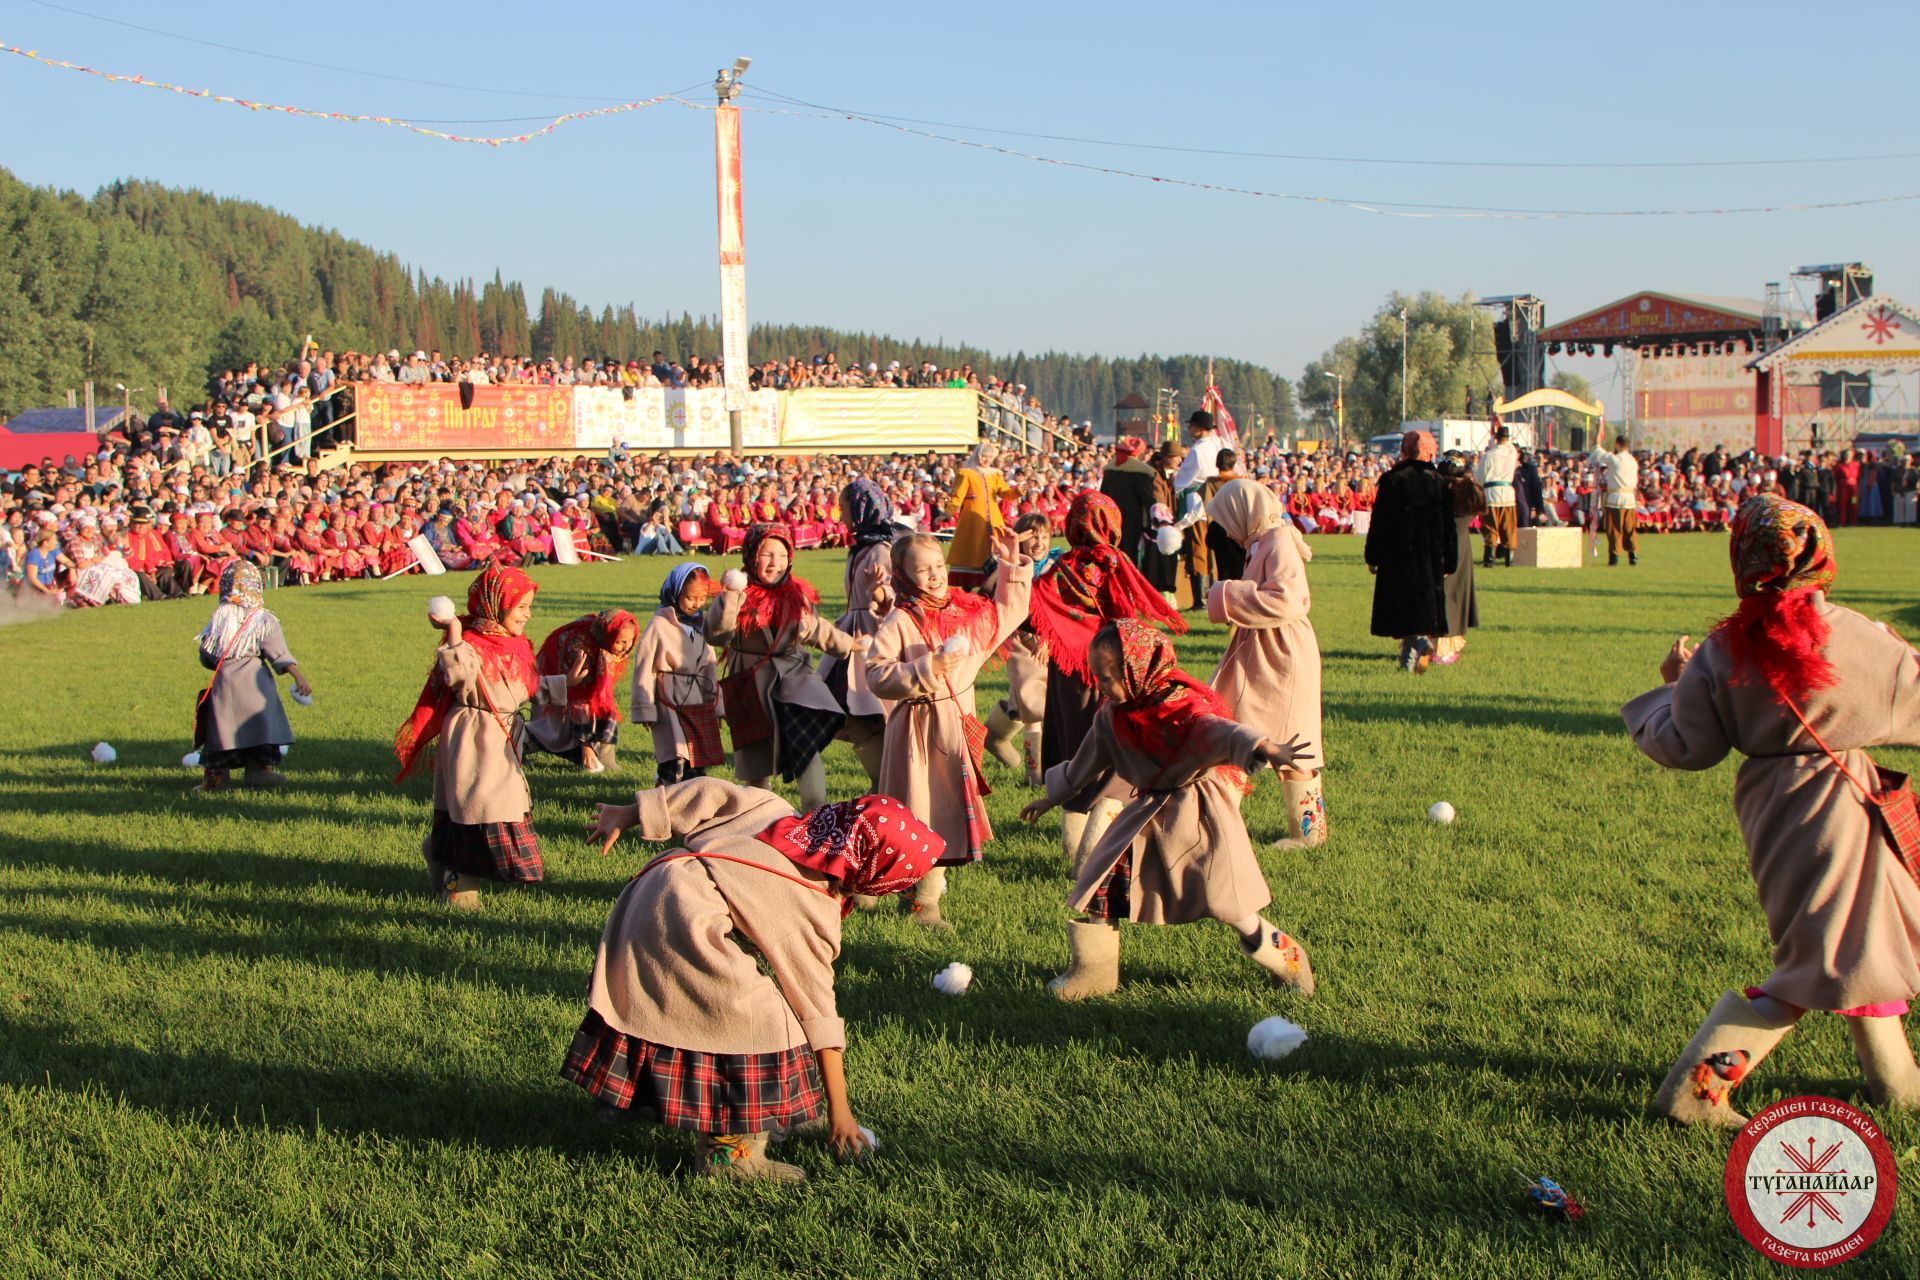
[0, 167, 1295, 433]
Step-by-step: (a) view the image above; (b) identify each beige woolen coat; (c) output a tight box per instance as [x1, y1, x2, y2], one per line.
[829, 540, 894, 719]
[629, 607, 719, 766]
[705, 587, 860, 780]
[1207, 497, 1324, 772]
[431, 638, 536, 825]
[1050, 705, 1272, 925]
[865, 560, 1033, 863]
[586, 778, 846, 1055]
[1622, 598, 1920, 1011]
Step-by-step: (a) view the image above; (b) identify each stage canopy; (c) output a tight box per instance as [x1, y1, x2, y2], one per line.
[1540, 290, 1766, 354]
[1747, 295, 1920, 375]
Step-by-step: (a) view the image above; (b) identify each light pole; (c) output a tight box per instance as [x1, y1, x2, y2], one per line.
[1320, 370, 1344, 445]
[714, 56, 751, 454]
[1398, 306, 1410, 424]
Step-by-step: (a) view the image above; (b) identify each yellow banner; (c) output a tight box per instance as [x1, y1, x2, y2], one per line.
[779, 388, 978, 451]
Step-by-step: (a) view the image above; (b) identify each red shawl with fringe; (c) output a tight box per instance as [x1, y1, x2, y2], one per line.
[1711, 494, 1838, 704]
[1029, 492, 1185, 683]
[536, 609, 640, 721]
[393, 566, 538, 781]
[737, 523, 820, 637]
[898, 584, 1000, 662]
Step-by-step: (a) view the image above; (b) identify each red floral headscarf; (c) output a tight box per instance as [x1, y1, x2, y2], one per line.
[537, 609, 640, 721]
[1028, 492, 1184, 682]
[1712, 494, 1838, 702]
[393, 566, 538, 781]
[737, 522, 820, 636]
[1100, 618, 1248, 794]
[756, 795, 945, 914]
[1112, 436, 1147, 466]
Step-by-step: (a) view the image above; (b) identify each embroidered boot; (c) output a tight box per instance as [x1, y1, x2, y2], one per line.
[443, 874, 484, 912]
[984, 700, 1023, 768]
[1048, 920, 1120, 1001]
[1847, 1015, 1920, 1109]
[906, 866, 951, 931]
[1652, 991, 1797, 1127]
[1241, 920, 1316, 997]
[1075, 798, 1124, 881]
[1271, 774, 1328, 851]
[694, 1132, 807, 1184]
[1023, 723, 1044, 788]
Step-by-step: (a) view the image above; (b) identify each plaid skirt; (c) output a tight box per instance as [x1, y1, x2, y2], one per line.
[560, 1010, 826, 1134]
[1085, 847, 1134, 923]
[428, 809, 544, 883]
[202, 744, 283, 771]
[773, 699, 844, 782]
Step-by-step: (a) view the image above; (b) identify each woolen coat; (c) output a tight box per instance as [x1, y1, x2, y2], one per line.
[1099, 461, 1158, 565]
[629, 607, 720, 766]
[1207, 525, 1324, 772]
[1364, 458, 1457, 639]
[197, 616, 296, 753]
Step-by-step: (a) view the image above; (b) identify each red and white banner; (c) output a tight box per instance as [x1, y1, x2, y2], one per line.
[715, 104, 749, 416]
[1201, 383, 1240, 448]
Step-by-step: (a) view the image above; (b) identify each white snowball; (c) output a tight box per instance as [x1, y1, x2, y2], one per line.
[721, 568, 749, 591]
[1428, 801, 1456, 825]
[858, 1125, 879, 1153]
[427, 595, 456, 622]
[181, 751, 201, 768]
[932, 962, 974, 996]
[940, 633, 972, 658]
[290, 689, 314, 706]
[1154, 525, 1184, 556]
[90, 742, 116, 764]
[1246, 1015, 1308, 1061]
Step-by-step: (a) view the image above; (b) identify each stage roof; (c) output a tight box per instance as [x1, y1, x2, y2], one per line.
[1541, 291, 1766, 345]
[1748, 296, 1920, 375]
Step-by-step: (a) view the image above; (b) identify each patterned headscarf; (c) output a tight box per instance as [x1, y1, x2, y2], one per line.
[1712, 495, 1839, 702]
[1112, 436, 1147, 466]
[219, 559, 264, 610]
[536, 610, 640, 720]
[393, 565, 538, 781]
[841, 478, 896, 551]
[1098, 618, 1248, 793]
[756, 795, 945, 915]
[1028, 492, 1185, 682]
[737, 522, 820, 636]
[199, 560, 271, 658]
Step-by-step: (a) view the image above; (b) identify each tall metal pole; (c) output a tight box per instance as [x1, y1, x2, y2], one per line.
[1399, 307, 1409, 423]
[714, 58, 751, 455]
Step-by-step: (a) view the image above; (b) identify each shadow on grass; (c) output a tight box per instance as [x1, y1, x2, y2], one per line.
[1334, 695, 1623, 738]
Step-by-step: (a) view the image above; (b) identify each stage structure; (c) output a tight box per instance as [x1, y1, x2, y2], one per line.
[1474, 294, 1546, 435]
[1747, 293, 1920, 455]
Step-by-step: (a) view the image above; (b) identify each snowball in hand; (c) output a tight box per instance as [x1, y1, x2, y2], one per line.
[1246, 1016, 1308, 1061]
[1154, 525, 1184, 556]
[90, 742, 116, 764]
[291, 689, 314, 706]
[1428, 801, 1456, 825]
[427, 595, 456, 623]
[721, 568, 749, 591]
[940, 633, 972, 658]
[932, 962, 974, 996]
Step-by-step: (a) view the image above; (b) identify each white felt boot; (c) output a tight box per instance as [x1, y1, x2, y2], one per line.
[906, 866, 951, 931]
[1652, 991, 1797, 1128]
[694, 1132, 806, 1184]
[795, 756, 829, 813]
[1023, 724, 1044, 788]
[1048, 920, 1120, 1001]
[1076, 798, 1124, 881]
[1061, 810, 1089, 875]
[984, 700, 1023, 768]
[1239, 918, 1316, 997]
[1848, 1015, 1920, 1110]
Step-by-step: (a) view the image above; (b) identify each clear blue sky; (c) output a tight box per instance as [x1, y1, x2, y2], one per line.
[4, 0, 1917, 389]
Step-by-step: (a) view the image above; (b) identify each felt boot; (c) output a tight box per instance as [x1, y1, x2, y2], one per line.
[420, 834, 448, 898]
[984, 700, 1023, 768]
[1076, 798, 1124, 881]
[795, 757, 829, 813]
[694, 1132, 806, 1184]
[852, 727, 885, 787]
[1023, 724, 1044, 788]
[1061, 810, 1089, 874]
[596, 743, 618, 773]
[1847, 1015, 1920, 1109]
[1271, 773, 1328, 850]
[443, 874, 485, 911]
[1048, 920, 1120, 1001]
[194, 768, 230, 795]
[1241, 920, 1316, 996]
[905, 866, 951, 930]
[1652, 990, 1797, 1127]
[242, 764, 286, 790]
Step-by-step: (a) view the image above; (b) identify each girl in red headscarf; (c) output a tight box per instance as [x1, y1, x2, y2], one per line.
[707, 523, 867, 813]
[864, 526, 1032, 928]
[1028, 491, 1187, 872]
[1021, 619, 1314, 1001]
[527, 610, 640, 772]
[1627, 494, 1920, 1125]
[394, 565, 545, 908]
[569, 779, 945, 1184]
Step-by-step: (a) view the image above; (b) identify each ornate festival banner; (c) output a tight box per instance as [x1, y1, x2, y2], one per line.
[778, 388, 979, 451]
[571, 387, 779, 452]
[715, 104, 750, 415]
[355, 384, 574, 452]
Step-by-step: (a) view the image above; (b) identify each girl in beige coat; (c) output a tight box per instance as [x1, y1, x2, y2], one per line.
[1625, 495, 1920, 1125]
[630, 563, 723, 786]
[1206, 479, 1328, 848]
[569, 779, 945, 1183]
[821, 479, 898, 785]
[982, 513, 1054, 786]
[865, 530, 1032, 928]
[1023, 619, 1315, 1000]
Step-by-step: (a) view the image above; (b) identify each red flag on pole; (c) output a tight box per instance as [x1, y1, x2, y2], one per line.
[1202, 383, 1239, 448]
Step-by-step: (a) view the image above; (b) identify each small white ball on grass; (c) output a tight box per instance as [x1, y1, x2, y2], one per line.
[90, 742, 117, 765]
[932, 962, 974, 996]
[181, 750, 201, 768]
[1246, 1015, 1308, 1061]
[721, 568, 749, 592]
[427, 595, 456, 623]
[1428, 801, 1456, 825]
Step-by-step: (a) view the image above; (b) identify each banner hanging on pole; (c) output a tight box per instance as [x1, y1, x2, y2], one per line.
[715, 103, 749, 416]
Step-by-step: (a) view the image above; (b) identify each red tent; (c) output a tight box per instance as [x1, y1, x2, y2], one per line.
[0, 407, 121, 470]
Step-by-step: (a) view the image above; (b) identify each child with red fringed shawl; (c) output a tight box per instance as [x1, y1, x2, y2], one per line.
[527, 609, 640, 773]
[566, 779, 944, 1184]
[394, 565, 548, 910]
[864, 524, 1032, 929]
[1021, 618, 1316, 1001]
[1625, 494, 1920, 1125]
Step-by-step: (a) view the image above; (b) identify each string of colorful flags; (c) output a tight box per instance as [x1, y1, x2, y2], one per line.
[0, 38, 697, 145]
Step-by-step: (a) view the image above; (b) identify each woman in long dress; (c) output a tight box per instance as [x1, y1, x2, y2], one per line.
[194, 561, 309, 792]
[1625, 494, 1920, 1124]
[1432, 458, 1483, 665]
[944, 442, 1008, 592]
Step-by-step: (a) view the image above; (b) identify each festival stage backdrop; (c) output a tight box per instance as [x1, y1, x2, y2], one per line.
[1628, 353, 1818, 453]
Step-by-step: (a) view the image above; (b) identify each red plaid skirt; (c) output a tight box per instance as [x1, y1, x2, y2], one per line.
[1085, 847, 1133, 923]
[428, 809, 544, 883]
[668, 699, 726, 769]
[560, 1010, 825, 1133]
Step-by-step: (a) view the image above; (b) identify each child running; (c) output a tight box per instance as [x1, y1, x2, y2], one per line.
[1023, 619, 1315, 1001]
[565, 778, 945, 1183]
[193, 561, 310, 793]
[1205, 479, 1328, 848]
[864, 527, 1031, 928]
[528, 610, 640, 773]
[1625, 495, 1920, 1124]
[1028, 492, 1187, 875]
[394, 566, 544, 910]
[630, 563, 724, 786]
[708, 523, 868, 812]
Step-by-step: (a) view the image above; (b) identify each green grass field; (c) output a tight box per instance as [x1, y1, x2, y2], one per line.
[2, 532, 1917, 1279]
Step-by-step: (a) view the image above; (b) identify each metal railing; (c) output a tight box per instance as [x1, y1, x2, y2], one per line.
[977, 393, 1075, 454]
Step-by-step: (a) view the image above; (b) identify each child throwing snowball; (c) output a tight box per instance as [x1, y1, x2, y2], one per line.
[1023, 619, 1315, 1001]
[193, 561, 310, 793]
[564, 778, 944, 1183]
